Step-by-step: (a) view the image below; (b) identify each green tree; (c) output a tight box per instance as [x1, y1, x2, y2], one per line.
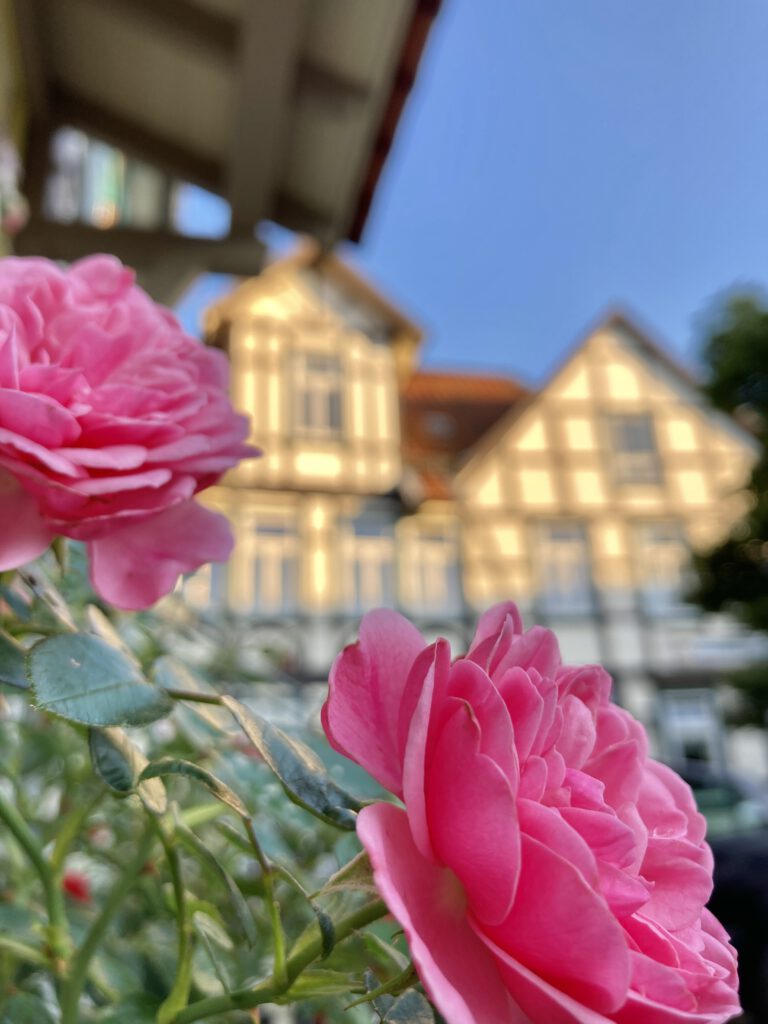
[689, 294, 768, 722]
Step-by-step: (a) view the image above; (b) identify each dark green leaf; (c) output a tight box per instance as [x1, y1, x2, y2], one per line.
[222, 696, 361, 829]
[365, 968, 395, 1019]
[139, 758, 248, 817]
[88, 727, 167, 813]
[352, 964, 418, 1012]
[384, 990, 435, 1023]
[365, 972, 434, 1024]
[0, 628, 28, 689]
[90, 727, 137, 792]
[28, 633, 172, 726]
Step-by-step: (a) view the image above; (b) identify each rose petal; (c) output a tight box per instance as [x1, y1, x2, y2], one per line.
[487, 831, 630, 1014]
[322, 609, 425, 796]
[0, 471, 52, 569]
[358, 803, 524, 1024]
[426, 697, 520, 924]
[87, 500, 233, 609]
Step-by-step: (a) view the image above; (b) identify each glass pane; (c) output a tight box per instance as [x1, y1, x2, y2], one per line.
[537, 521, 593, 614]
[608, 414, 662, 484]
[634, 520, 688, 615]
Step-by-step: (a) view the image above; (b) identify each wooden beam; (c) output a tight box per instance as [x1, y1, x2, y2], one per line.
[10, 0, 49, 121]
[270, 192, 334, 241]
[74, 0, 235, 63]
[13, 218, 266, 281]
[226, 0, 307, 233]
[48, 83, 223, 193]
[74, 0, 369, 109]
[20, 119, 52, 216]
[295, 60, 370, 112]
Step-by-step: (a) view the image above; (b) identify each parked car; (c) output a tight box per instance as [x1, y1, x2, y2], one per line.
[669, 761, 768, 1021]
[672, 760, 768, 837]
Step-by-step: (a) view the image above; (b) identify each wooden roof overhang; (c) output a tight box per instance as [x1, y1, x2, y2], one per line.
[10, 0, 441, 290]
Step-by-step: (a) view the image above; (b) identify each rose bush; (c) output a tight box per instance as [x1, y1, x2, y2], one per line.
[0, 255, 253, 608]
[323, 602, 741, 1024]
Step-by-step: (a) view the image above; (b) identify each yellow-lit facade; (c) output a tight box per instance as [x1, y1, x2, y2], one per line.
[187, 252, 468, 677]
[458, 318, 763, 773]
[192, 256, 764, 776]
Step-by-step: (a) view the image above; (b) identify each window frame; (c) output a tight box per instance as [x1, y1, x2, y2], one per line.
[605, 411, 663, 486]
[534, 519, 595, 616]
[293, 350, 344, 438]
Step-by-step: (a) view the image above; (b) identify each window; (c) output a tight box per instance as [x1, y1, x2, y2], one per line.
[343, 515, 395, 613]
[181, 561, 229, 612]
[403, 530, 463, 615]
[536, 521, 593, 614]
[252, 521, 298, 616]
[295, 352, 343, 436]
[607, 413, 662, 485]
[634, 520, 690, 615]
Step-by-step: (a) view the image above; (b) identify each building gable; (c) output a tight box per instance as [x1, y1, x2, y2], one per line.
[457, 311, 759, 611]
[209, 249, 412, 496]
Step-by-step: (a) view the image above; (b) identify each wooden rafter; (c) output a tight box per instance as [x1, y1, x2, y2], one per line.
[14, 218, 266, 277]
[10, 0, 49, 120]
[226, 0, 307, 234]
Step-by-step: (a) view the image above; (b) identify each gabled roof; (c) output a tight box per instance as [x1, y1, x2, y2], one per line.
[571, 306, 701, 392]
[204, 239, 424, 379]
[454, 306, 720, 481]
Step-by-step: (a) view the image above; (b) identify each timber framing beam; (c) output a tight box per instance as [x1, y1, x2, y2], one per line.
[75, 0, 235, 62]
[226, 0, 307, 233]
[75, 0, 369, 106]
[14, 218, 267, 279]
[10, 0, 49, 120]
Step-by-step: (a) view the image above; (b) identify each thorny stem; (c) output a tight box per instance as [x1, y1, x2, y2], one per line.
[155, 818, 194, 1024]
[59, 825, 155, 1024]
[243, 816, 287, 988]
[171, 898, 388, 1024]
[0, 786, 70, 970]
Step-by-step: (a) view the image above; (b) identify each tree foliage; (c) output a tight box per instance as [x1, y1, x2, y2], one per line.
[689, 293, 768, 721]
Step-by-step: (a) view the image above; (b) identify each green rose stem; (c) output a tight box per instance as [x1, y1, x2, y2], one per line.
[243, 815, 287, 989]
[51, 789, 106, 874]
[60, 824, 155, 1024]
[0, 787, 70, 969]
[156, 819, 194, 1024]
[170, 898, 388, 1024]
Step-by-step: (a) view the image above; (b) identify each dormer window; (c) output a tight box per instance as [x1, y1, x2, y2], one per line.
[607, 413, 662, 485]
[295, 352, 343, 437]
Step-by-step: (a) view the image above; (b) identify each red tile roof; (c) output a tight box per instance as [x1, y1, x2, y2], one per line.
[403, 371, 527, 404]
[401, 370, 528, 502]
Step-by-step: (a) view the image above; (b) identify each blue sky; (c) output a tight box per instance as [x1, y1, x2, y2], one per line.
[177, 0, 768, 386]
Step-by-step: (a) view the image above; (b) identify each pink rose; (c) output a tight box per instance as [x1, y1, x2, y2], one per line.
[323, 603, 740, 1024]
[0, 255, 254, 609]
